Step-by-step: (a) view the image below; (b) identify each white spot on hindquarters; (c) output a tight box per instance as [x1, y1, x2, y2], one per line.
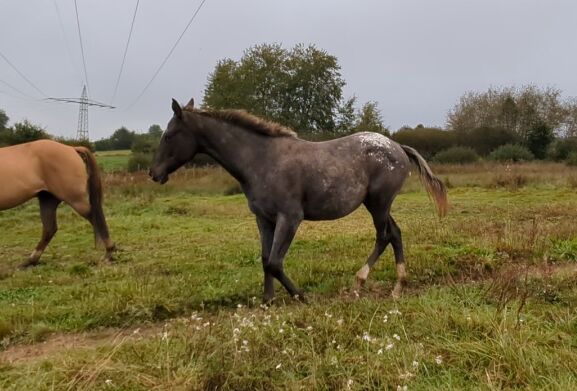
[357, 132, 392, 150]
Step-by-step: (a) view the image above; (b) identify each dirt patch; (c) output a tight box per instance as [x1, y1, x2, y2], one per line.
[0, 324, 164, 365]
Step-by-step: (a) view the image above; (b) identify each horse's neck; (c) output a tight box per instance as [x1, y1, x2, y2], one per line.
[198, 120, 272, 184]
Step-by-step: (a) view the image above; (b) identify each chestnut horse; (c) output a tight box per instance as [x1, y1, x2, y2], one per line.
[0, 140, 115, 268]
[150, 99, 447, 303]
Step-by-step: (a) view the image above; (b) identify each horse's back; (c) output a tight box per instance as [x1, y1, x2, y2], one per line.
[0, 140, 88, 210]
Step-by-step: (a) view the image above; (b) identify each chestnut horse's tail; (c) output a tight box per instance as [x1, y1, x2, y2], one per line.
[74, 147, 111, 245]
[401, 145, 448, 217]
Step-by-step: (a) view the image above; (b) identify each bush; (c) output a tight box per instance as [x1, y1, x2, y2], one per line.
[127, 153, 152, 172]
[566, 151, 577, 167]
[391, 126, 456, 159]
[433, 146, 479, 164]
[548, 137, 577, 161]
[489, 144, 534, 162]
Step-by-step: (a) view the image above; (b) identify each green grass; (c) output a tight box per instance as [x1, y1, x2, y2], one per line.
[95, 150, 131, 172]
[0, 164, 577, 389]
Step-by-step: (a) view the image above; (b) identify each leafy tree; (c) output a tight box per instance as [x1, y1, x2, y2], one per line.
[0, 109, 8, 130]
[95, 127, 136, 151]
[8, 120, 50, 145]
[447, 86, 568, 141]
[203, 43, 345, 135]
[148, 124, 163, 138]
[353, 101, 388, 135]
[526, 122, 554, 159]
[334, 96, 357, 134]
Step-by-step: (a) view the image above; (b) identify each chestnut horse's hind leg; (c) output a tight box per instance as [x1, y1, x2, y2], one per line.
[19, 192, 61, 269]
[67, 198, 115, 263]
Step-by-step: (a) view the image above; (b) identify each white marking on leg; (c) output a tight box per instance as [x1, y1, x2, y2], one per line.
[356, 264, 370, 283]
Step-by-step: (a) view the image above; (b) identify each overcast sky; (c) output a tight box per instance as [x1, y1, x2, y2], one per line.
[1, 0, 576, 140]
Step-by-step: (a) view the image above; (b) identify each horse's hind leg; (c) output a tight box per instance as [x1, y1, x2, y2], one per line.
[67, 198, 114, 263]
[388, 216, 406, 299]
[355, 205, 389, 288]
[19, 192, 61, 269]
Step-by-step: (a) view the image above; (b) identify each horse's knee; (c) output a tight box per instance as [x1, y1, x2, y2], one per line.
[264, 261, 283, 278]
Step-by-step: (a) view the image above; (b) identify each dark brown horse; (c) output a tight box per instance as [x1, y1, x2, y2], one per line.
[150, 99, 447, 302]
[0, 140, 115, 268]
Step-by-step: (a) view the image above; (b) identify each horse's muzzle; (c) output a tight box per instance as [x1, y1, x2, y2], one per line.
[149, 168, 168, 184]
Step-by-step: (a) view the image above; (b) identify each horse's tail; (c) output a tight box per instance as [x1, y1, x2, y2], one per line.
[401, 145, 448, 217]
[74, 147, 111, 245]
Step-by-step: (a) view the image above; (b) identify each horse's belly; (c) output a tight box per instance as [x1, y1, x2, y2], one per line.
[0, 167, 43, 210]
[303, 187, 366, 221]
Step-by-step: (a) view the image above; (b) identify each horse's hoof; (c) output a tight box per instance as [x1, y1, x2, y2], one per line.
[391, 283, 404, 300]
[355, 276, 366, 290]
[18, 260, 38, 270]
[293, 293, 307, 304]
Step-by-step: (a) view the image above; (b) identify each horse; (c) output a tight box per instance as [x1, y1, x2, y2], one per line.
[0, 139, 115, 268]
[150, 98, 447, 303]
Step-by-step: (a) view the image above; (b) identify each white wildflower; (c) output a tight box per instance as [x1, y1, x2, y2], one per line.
[393, 334, 401, 341]
[412, 360, 419, 368]
[397, 385, 408, 391]
[435, 355, 443, 365]
[386, 343, 394, 350]
[275, 363, 282, 370]
[337, 318, 344, 326]
[383, 314, 389, 323]
[389, 309, 402, 315]
[377, 348, 383, 355]
[105, 379, 113, 386]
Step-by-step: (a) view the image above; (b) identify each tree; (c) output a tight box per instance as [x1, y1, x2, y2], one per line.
[447, 85, 568, 141]
[526, 122, 554, 159]
[391, 126, 456, 159]
[0, 109, 8, 130]
[147, 124, 163, 138]
[8, 120, 50, 145]
[353, 101, 389, 135]
[334, 96, 357, 134]
[203, 43, 345, 135]
[95, 127, 136, 151]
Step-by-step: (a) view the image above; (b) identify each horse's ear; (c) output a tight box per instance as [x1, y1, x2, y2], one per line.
[185, 98, 195, 109]
[172, 98, 182, 119]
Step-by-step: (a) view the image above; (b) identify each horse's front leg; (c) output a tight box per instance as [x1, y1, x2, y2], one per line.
[263, 212, 304, 303]
[256, 216, 275, 303]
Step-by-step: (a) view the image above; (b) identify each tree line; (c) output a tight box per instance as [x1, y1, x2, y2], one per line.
[2, 42, 577, 167]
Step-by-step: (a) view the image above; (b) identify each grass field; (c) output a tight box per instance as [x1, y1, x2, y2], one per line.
[1, 163, 577, 390]
[95, 150, 131, 172]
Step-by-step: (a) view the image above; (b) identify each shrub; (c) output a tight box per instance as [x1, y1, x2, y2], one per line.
[566, 151, 577, 167]
[127, 153, 152, 172]
[489, 144, 534, 162]
[548, 137, 577, 161]
[391, 126, 456, 159]
[433, 146, 479, 164]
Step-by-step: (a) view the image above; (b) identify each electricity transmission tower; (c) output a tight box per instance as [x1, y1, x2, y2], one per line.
[47, 85, 115, 140]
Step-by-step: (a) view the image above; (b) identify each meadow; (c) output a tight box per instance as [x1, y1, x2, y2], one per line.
[0, 162, 576, 390]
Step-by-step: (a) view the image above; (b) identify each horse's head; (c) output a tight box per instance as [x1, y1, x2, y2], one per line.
[149, 98, 199, 184]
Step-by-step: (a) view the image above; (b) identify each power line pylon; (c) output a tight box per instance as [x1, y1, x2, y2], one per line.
[46, 85, 115, 141]
[77, 85, 89, 140]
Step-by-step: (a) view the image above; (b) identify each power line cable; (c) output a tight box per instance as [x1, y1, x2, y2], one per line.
[0, 50, 48, 97]
[125, 0, 208, 110]
[0, 78, 38, 100]
[74, 0, 91, 96]
[52, 0, 83, 87]
[110, 0, 140, 104]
